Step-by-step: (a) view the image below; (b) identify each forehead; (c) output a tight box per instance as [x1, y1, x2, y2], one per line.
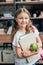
[17, 12, 29, 18]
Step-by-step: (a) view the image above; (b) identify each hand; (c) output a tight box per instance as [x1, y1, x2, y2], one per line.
[22, 49, 38, 57]
[21, 50, 31, 57]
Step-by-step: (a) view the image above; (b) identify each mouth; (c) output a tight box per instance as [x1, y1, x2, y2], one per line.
[21, 22, 27, 25]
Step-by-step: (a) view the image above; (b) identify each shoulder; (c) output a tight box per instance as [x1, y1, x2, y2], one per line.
[13, 31, 21, 41]
[12, 31, 21, 47]
[14, 31, 22, 38]
[32, 25, 39, 33]
[34, 26, 39, 34]
[32, 25, 39, 37]
[12, 31, 23, 46]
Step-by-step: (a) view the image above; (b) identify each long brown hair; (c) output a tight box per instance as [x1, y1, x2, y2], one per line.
[26, 20, 35, 34]
[26, 20, 32, 33]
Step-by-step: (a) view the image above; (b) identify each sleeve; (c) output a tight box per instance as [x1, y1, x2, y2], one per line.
[12, 34, 20, 47]
[34, 26, 39, 37]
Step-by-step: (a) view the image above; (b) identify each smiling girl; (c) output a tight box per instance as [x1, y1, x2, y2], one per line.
[12, 8, 42, 65]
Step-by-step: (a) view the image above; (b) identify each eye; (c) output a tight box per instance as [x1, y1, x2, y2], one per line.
[25, 17, 29, 19]
[19, 17, 23, 19]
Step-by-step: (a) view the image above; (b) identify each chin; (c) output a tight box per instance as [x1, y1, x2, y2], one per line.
[22, 25, 26, 27]
[22, 26, 26, 28]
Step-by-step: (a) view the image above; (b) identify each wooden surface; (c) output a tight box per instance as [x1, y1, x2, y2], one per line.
[0, 32, 43, 44]
[0, 2, 14, 5]
[0, 34, 12, 43]
[0, 30, 16, 44]
[15, 1, 43, 5]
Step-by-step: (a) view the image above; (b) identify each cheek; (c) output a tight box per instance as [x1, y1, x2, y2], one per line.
[16, 19, 21, 24]
[26, 19, 29, 23]
[18, 19, 22, 23]
[26, 21, 28, 24]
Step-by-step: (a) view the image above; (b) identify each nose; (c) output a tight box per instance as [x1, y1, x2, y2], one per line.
[22, 18, 26, 23]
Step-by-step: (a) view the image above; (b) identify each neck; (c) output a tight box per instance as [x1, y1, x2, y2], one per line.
[19, 28, 26, 34]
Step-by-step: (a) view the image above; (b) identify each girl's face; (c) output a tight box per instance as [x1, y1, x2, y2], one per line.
[16, 12, 29, 29]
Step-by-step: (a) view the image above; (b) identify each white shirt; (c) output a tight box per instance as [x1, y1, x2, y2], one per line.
[12, 27, 39, 65]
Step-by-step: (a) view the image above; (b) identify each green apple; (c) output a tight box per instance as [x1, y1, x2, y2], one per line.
[30, 43, 38, 51]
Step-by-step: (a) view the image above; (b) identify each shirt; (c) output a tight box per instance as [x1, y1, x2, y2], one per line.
[12, 27, 39, 65]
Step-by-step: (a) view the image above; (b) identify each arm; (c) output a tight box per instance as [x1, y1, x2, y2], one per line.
[36, 35, 42, 53]
[15, 46, 37, 58]
[12, 31, 24, 58]
[32, 26, 42, 51]
[22, 49, 38, 57]
[36, 35, 42, 48]
[15, 46, 23, 58]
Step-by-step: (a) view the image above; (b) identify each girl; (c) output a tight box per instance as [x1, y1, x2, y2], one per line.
[12, 8, 42, 65]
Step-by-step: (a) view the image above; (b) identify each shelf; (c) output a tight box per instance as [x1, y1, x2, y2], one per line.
[30, 17, 43, 19]
[15, 1, 43, 5]
[39, 32, 43, 35]
[0, 17, 14, 20]
[0, 2, 14, 5]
